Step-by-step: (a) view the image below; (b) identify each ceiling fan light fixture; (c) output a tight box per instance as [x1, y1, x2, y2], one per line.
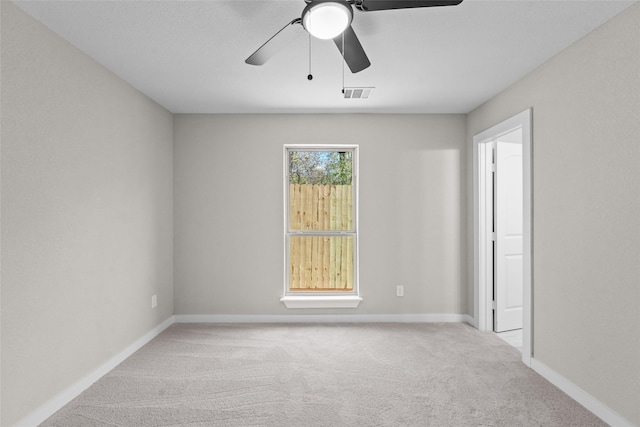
[302, 1, 353, 40]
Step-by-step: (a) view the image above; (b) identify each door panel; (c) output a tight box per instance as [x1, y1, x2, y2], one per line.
[495, 136, 523, 332]
[505, 254, 523, 309]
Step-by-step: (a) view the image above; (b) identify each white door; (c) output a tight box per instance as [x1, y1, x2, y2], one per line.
[494, 135, 523, 332]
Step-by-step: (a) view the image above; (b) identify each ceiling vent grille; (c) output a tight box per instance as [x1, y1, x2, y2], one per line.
[343, 87, 374, 99]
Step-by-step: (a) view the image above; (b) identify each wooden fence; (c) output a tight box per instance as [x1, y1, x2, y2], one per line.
[289, 184, 353, 290]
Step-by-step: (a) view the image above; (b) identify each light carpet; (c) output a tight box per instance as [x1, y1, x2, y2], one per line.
[41, 323, 606, 426]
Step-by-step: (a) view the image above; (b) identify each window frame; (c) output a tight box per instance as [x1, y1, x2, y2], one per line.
[281, 144, 361, 308]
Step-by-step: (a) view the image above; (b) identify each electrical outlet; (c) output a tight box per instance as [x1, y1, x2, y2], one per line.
[396, 286, 404, 297]
[151, 294, 157, 309]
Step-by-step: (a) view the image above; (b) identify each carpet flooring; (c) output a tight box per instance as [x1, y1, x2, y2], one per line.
[41, 323, 606, 426]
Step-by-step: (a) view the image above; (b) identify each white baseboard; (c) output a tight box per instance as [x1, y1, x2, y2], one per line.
[174, 313, 475, 324]
[14, 316, 175, 427]
[467, 315, 480, 329]
[530, 358, 635, 427]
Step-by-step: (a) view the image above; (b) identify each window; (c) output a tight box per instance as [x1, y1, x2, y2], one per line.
[281, 145, 361, 308]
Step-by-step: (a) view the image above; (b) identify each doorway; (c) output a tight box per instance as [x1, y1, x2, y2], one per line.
[473, 109, 532, 366]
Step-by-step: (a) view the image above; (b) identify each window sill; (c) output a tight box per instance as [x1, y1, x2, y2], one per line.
[280, 295, 363, 309]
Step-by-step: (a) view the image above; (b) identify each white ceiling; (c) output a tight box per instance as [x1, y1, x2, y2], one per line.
[13, 0, 637, 114]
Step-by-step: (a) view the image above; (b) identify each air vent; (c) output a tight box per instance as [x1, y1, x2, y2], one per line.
[343, 87, 374, 99]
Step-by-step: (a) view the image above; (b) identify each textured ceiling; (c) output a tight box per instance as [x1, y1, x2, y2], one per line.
[13, 0, 637, 114]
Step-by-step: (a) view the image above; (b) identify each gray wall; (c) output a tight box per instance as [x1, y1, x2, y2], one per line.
[466, 3, 640, 424]
[1, 3, 174, 425]
[174, 114, 467, 316]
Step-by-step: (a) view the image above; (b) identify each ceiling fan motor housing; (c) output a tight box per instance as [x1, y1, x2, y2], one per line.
[302, 0, 354, 40]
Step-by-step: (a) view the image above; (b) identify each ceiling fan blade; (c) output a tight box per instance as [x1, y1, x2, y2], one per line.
[245, 18, 303, 66]
[356, 0, 463, 12]
[333, 26, 371, 73]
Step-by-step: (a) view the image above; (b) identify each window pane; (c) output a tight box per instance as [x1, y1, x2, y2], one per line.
[288, 150, 353, 231]
[289, 235, 354, 291]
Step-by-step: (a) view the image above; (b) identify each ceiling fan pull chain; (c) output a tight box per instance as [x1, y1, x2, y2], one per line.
[341, 31, 345, 93]
[307, 33, 313, 80]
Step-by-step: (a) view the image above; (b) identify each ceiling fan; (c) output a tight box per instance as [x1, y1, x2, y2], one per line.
[245, 0, 464, 73]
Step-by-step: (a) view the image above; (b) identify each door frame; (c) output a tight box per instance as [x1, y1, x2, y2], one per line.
[473, 108, 532, 366]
